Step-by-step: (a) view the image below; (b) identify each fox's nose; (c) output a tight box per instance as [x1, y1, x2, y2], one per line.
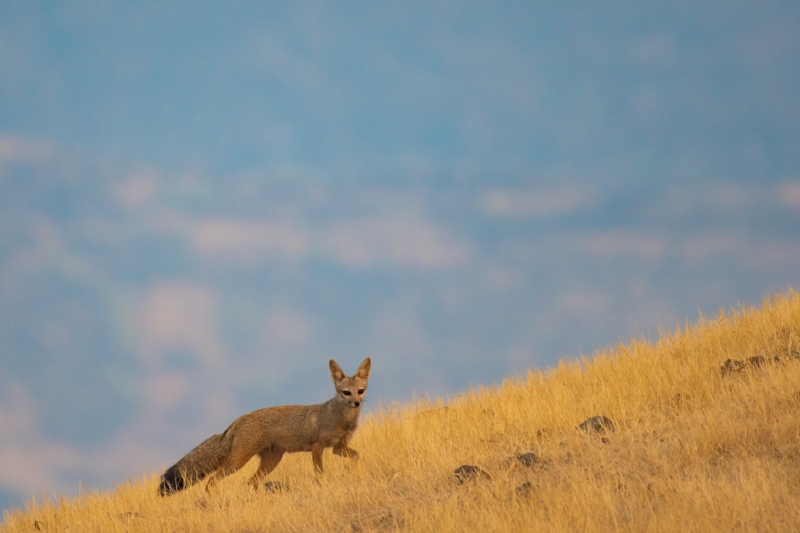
[353, 401, 361, 407]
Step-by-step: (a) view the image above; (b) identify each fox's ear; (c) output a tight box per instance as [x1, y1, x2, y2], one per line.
[329, 359, 345, 383]
[355, 357, 371, 380]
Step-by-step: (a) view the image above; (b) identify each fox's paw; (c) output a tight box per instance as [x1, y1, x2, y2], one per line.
[333, 445, 359, 458]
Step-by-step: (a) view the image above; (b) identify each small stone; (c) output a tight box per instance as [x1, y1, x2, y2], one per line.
[670, 392, 690, 407]
[516, 452, 539, 467]
[721, 358, 749, 375]
[263, 481, 289, 493]
[454, 464, 491, 484]
[515, 481, 534, 498]
[577, 416, 615, 434]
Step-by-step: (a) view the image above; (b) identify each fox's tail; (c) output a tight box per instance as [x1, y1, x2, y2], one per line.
[158, 432, 230, 496]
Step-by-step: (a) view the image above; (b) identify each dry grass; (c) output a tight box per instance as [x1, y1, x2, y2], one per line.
[4, 291, 800, 532]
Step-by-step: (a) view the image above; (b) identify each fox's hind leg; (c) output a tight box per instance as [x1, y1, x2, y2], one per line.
[248, 450, 284, 489]
[204, 464, 238, 493]
[204, 451, 253, 493]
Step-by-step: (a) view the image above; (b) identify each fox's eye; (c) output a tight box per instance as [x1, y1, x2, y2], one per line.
[342, 390, 351, 396]
[357, 389, 365, 394]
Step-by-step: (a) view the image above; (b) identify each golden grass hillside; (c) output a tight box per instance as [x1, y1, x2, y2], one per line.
[4, 291, 800, 532]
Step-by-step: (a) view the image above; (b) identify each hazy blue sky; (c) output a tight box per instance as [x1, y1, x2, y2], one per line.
[1, 0, 799, 514]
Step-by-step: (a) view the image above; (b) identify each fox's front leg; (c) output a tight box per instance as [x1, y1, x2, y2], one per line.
[332, 443, 359, 458]
[311, 443, 325, 474]
[333, 434, 359, 459]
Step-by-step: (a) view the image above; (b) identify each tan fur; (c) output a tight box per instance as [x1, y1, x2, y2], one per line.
[158, 357, 371, 495]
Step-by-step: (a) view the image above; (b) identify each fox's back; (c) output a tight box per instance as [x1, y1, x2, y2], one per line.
[225, 400, 359, 453]
[224, 404, 319, 451]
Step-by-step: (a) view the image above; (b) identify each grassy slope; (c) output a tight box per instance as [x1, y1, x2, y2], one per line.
[4, 291, 800, 532]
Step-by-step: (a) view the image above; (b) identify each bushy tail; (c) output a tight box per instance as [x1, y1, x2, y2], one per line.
[158, 432, 230, 496]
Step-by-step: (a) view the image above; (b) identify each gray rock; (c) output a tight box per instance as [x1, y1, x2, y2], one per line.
[577, 415, 615, 434]
[454, 464, 492, 483]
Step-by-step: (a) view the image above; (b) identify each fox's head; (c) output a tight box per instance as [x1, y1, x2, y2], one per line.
[329, 357, 371, 408]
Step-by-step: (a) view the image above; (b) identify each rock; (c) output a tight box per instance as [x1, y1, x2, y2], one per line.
[516, 452, 539, 467]
[515, 481, 534, 498]
[577, 415, 615, 434]
[721, 358, 750, 375]
[720, 354, 788, 375]
[351, 513, 402, 533]
[263, 481, 289, 493]
[670, 392, 689, 407]
[454, 464, 492, 484]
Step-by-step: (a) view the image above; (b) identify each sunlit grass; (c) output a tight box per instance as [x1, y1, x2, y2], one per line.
[4, 291, 800, 532]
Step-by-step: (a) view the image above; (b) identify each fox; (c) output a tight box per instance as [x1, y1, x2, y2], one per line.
[158, 357, 371, 496]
